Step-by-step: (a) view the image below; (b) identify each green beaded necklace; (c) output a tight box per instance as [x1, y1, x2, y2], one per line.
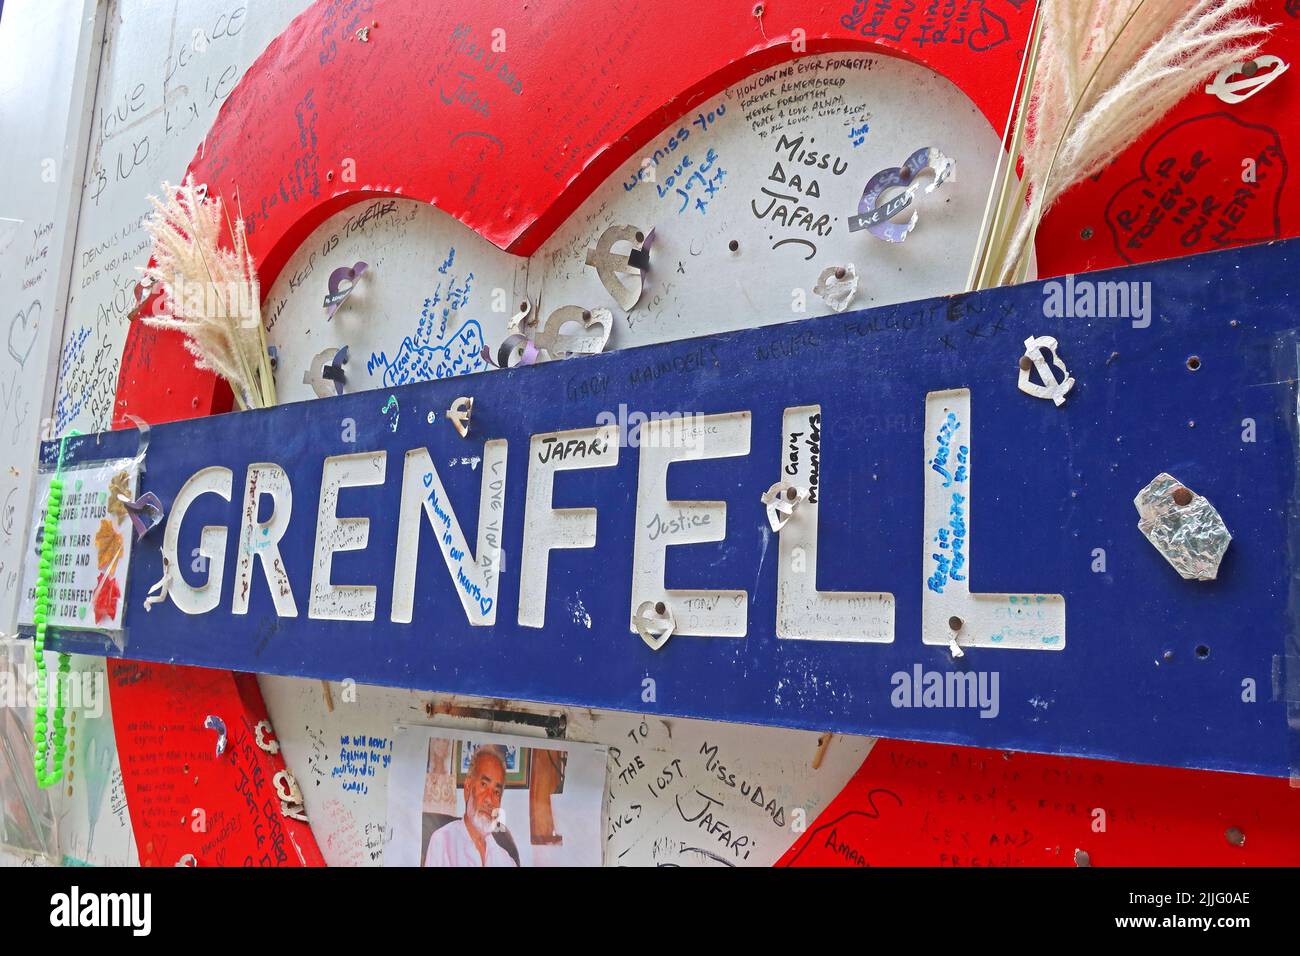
[32, 434, 76, 789]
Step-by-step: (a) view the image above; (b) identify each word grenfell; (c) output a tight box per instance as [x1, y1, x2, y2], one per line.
[151, 391, 1065, 647]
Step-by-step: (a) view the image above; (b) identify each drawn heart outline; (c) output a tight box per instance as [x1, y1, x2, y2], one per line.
[7, 300, 40, 367]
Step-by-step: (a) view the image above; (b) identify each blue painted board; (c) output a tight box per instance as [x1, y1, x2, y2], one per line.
[37, 240, 1300, 777]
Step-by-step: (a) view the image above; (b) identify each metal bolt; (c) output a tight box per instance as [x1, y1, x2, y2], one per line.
[1225, 826, 1245, 847]
[785, 487, 798, 501]
[1173, 487, 1193, 506]
[1162, 649, 1175, 662]
[1074, 849, 1091, 867]
[948, 616, 963, 632]
[1019, 356, 1033, 371]
[834, 267, 846, 280]
[635, 231, 644, 243]
[1080, 227, 1094, 240]
[728, 239, 739, 252]
[1242, 60, 1259, 77]
[582, 310, 591, 321]
[655, 601, 667, 616]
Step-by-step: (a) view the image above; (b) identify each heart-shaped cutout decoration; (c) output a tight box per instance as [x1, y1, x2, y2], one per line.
[633, 600, 676, 651]
[1206, 56, 1290, 104]
[323, 261, 369, 317]
[537, 305, 612, 359]
[254, 719, 280, 754]
[849, 147, 954, 243]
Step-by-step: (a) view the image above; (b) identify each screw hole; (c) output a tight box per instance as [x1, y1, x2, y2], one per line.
[948, 616, 963, 632]
[1195, 644, 1210, 659]
[1186, 355, 1201, 371]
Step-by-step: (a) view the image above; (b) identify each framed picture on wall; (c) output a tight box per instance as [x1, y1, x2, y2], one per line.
[387, 725, 607, 867]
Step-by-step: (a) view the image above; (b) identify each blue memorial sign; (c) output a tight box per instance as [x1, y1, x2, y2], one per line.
[30, 240, 1300, 777]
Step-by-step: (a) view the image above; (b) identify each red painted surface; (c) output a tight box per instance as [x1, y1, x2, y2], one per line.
[1035, 0, 1299, 277]
[777, 739, 1300, 866]
[122, 0, 1032, 427]
[120, 0, 1032, 414]
[106, 660, 324, 866]
[192, 0, 1029, 281]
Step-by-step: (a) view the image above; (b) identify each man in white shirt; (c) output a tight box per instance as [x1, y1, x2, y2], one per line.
[424, 746, 518, 867]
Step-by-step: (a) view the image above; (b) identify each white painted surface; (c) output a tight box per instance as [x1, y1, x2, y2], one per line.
[921, 388, 1066, 652]
[631, 412, 752, 638]
[260, 675, 876, 867]
[0, 0, 103, 633]
[52, 0, 307, 438]
[776, 405, 895, 643]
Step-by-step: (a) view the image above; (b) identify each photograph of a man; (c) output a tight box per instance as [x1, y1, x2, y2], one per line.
[423, 745, 519, 867]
